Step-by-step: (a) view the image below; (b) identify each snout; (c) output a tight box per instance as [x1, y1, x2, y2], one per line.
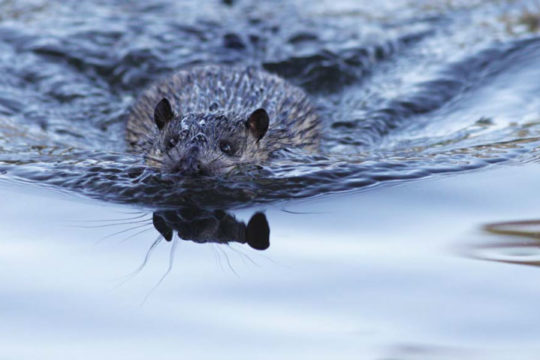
[166, 145, 208, 176]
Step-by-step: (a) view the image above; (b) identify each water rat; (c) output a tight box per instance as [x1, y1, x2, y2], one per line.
[126, 65, 319, 175]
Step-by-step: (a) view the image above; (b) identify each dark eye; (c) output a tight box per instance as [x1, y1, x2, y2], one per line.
[166, 136, 179, 151]
[219, 140, 234, 155]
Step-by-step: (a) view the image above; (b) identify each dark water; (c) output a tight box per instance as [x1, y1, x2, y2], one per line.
[1, 0, 540, 207]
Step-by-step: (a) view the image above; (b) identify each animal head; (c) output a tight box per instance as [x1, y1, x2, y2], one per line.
[152, 98, 269, 175]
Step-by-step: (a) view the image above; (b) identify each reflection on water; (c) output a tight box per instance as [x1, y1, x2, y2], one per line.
[468, 219, 540, 267]
[152, 207, 270, 250]
[3, 164, 540, 359]
[95, 206, 270, 277]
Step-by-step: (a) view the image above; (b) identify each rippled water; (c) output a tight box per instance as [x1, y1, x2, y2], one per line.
[1, 0, 540, 206]
[4, 2, 540, 358]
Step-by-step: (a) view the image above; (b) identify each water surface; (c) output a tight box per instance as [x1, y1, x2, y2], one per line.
[1, 0, 540, 205]
[2, 0, 540, 358]
[2, 165, 540, 359]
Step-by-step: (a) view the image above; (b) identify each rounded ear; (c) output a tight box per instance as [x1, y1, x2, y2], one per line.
[245, 108, 269, 142]
[246, 212, 270, 250]
[154, 98, 174, 130]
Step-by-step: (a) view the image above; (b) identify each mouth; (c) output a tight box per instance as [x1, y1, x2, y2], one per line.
[163, 160, 212, 176]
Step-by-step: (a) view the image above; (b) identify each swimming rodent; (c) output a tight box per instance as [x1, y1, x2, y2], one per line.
[126, 65, 320, 175]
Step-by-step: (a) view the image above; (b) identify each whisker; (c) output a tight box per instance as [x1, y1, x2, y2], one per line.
[119, 227, 154, 243]
[72, 219, 152, 229]
[71, 212, 149, 224]
[134, 236, 163, 273]
[217, 245, 239, 277]
[211, 162, 259, 175]
[213, 244, 225, 272]
[112, 210, 151, 215]
[207, 152, 225, 166]
[115, 235, 163, 287]
[142, 239, 179, 304]
[227, 243, 259, 267]
[145, 155, 163, 164]
[210, 243, 221, 268]
[94, 222, 152, 243]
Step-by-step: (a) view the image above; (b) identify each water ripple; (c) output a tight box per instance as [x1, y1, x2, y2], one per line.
[1, 0, 540, 207]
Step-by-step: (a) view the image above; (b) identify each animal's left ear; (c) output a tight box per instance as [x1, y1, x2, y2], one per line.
[246, 108, 269, 142]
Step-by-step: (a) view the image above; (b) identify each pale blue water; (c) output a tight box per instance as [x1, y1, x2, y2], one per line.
[2, 165, 540, 359]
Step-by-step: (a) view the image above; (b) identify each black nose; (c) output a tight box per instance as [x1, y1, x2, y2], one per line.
[169, 161, 203, 175]
[174, 146, 207, 175]
[184, 161, 203, 175]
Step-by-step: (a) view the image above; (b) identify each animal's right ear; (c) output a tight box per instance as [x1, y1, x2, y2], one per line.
[154, 98, 174, 130]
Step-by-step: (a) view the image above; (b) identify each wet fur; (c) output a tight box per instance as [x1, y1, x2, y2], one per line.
[126, 65, 320, 174]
